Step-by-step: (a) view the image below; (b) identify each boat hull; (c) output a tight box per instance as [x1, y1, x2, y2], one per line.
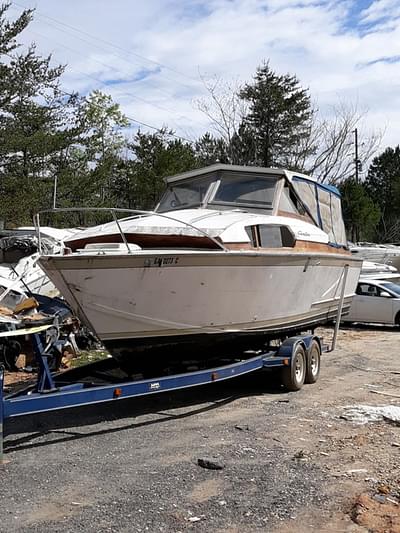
[39, 250, 360, 364]
[351, 248, 400, 271]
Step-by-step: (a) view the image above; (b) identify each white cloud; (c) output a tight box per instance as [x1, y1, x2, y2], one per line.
[8, 0, 400, 150]
[361, 0, 400, 24]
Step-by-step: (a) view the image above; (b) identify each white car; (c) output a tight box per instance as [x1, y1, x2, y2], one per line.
[345, 279, 400, 326]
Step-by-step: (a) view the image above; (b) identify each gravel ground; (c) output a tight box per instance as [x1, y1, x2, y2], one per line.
[1, 326, 400, 532]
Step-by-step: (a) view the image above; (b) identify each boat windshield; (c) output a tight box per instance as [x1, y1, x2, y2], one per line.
[211, 175, 277, 210]
[157, 172, 279, 213]
[157, 177, 214, 213]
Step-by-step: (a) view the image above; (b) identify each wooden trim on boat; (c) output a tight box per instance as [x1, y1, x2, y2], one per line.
[223, 242, 254, 250]
[294, 241, 351, 255]
[224, 240, 351, 255]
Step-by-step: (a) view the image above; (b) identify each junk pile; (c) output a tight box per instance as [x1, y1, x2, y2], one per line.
[0, 227, 101, 372]
[0, 227, 76, 299]
[0, 293, 100, 371]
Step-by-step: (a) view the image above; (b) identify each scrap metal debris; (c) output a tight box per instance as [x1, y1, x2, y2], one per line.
[0, 291, 100, 370]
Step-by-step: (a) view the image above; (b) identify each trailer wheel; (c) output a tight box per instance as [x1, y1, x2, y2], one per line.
[305, 339, 321, 384]
[281, 344, 306, 391]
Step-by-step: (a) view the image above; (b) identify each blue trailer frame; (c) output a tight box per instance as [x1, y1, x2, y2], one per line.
[0, 332, 325, 461]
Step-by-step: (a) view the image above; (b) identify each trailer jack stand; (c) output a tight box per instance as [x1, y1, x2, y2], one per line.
[0, 366, 5, 464]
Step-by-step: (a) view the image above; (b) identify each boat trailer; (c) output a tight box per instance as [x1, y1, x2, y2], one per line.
[0, 331, 328, 461]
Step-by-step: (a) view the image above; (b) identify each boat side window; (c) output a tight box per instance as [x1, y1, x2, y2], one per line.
[318, 187, 335, 244]
[279, 185, 312, 221]
[245, 224, 296, 248]
[245, 226, 259, 247]
[211, 175, 277, 211]
[292, 177, 347, 248]
[279, 186, 298, 214]
[291, 178, 319, 223]
[0, 236, 38, 263]
[157, 177, 215, 212]
[329, 193, 347, 245]
[259, 224, 296, 248]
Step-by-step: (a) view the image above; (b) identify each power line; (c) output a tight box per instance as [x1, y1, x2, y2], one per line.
[23, 28, 195, 143]
[30, 14, 200, 104]
[64, 87, 195, 143]
[29, 27, 187, 118]
[65, 65, 195, 144]
[13, 1, 203, 91]
[125, 116, 194, 143]
[8, 3, 199, 143]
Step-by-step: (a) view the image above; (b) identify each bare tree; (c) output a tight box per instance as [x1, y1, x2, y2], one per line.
[195, 73, 382, 182]
[195, 74, 246, 162]
[308, 102, 383, 184]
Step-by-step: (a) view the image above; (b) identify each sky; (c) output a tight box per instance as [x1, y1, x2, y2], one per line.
[7, 0, 400, 158]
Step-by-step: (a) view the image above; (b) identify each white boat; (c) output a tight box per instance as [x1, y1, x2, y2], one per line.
[360, 260, 400, 282]
[350, 242, 400, 271]
[38, 164, 362, 366]
[0, 227, 77, 301]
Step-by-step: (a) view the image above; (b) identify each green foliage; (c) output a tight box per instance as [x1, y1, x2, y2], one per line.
[0, 3, 81, 226]
[364, 146, 400, 241]
[80, 90, 129, 158]
[111, 129, 196, 210]
[339, 178, 380, 242]
[238, 62, 315, 168]
[72, 90, 130, 206]
[194, 133, 229, 166]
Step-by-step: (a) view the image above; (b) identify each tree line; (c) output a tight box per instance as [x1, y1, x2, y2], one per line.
[0, 3, 399, 243]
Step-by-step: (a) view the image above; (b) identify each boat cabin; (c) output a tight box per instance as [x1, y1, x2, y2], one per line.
[157, 164, 347, 248]
[64, 164, 348, 253]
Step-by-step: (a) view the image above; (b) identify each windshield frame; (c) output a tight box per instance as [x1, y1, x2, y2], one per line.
[156, 175, 217, 213]
[208, 172, 280, 213]
[156, 170, 282, 214]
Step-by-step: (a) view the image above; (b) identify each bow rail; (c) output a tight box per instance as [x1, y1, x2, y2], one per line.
[33, 207, 228, 254]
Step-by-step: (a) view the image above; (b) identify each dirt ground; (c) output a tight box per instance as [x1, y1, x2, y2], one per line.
[1, 325, 400, 532]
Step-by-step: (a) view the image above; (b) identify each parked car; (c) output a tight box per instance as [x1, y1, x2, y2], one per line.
[345, 279, 400, 326]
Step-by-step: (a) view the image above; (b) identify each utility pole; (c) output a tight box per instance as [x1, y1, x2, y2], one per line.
[53, 175, 58, 209]
[354, 128, 361, 183]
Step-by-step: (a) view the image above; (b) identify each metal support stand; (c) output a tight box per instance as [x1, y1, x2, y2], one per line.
[329, 264, 349, 352]
[31, 334, 57, 393]
[0, 366, 4, 463]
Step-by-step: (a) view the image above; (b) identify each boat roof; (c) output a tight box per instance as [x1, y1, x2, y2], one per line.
[165, 164, 304, 184]
[164, 164, 340, 196]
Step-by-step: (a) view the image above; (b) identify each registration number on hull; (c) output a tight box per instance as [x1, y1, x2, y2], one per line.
[144, 257, 179, 267]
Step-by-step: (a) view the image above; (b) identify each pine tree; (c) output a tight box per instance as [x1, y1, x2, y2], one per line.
[339, 178, 380, 242]
[0, 3, 78, 225]
[238, 62, 315, 168]
[111, 130, 196, 210]
[364, 146, 400, 241]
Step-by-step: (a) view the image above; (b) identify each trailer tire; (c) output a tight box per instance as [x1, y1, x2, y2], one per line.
[281, 344, 306, 391]
[305, 339, 321, 384]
